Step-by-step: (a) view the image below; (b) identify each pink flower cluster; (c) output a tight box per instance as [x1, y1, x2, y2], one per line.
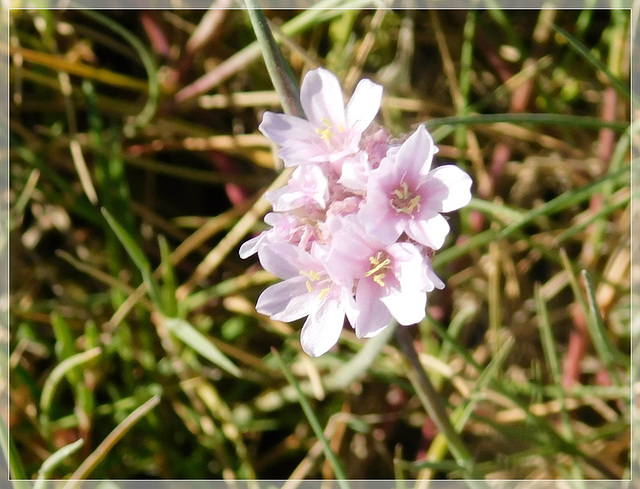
[241, 68, 472, 357]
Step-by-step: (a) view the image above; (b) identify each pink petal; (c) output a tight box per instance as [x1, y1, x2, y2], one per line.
[345, 78, 383, 134]
[354, 279, 392, 338]
[421, 166, 472, 212]
[239, 232, 266, 258]
[259, 112, 316, 146]
[426, 265, 445, 291]
[300, 298, 345, 356]
[256, 278, 311, 321]
[394, 125, 437, 177]
[405, 212, 450, 249]
[358, 186, 402, 245]
[388, 243, 428, 292]
[258, 243, 309, 279]
[381, 288, 426, 326]
[300, 68, 346, 128]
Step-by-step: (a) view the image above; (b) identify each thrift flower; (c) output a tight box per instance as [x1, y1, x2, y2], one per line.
[359, 125, 472, 249]
[241, 67, 472, 356]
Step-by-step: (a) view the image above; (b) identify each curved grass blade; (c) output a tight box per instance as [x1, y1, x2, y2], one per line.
[39, 347, 102, 441]
[64, 394, 161, 489]
[0, 415, 29, 483]
[101, 207, 161, 308]
[34, 439, 85, 488]
[79, 10, 159, 133]
[163, 316, 241, 378]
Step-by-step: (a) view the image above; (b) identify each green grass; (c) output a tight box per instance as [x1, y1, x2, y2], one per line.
[7, 7, 632, 482]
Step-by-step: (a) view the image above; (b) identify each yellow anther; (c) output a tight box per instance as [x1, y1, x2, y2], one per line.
[318, 287, 330, 301]
[301, 270, 322, 293]
[365, 257, 391, 277]
[315, 126, 333, 142]
[390, 181, 421, 215]
[365, 252, 391, 287]
[393, 181, 410, 200]
[372, 273, 386, 287]
[300, 270, 321, 281]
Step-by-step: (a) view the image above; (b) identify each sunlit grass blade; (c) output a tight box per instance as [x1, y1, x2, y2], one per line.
[162, 316, 241, 378]
[0, 415, 28, 483]
[39, 347, 102, 441]
[50, 313, 95, 433]
[581, 270, 628, 373]
[418, 335, 514, 482]
[272, 348, 350, 487]
[559, 251, 627, 384]
[550, 23, 631, 100]
[174, 0, 377, 103]
[395, 327, 482, 482]
[64, 394, 161, 489]
[424, 112, 628, 131]
[34, 439, 84, 488]
[497, 166, 629, 240]
[11, 46, 149, 91]
[101, 207, 161, 308]
[324, 320, 397, 391]
[158, 235, 178, 318]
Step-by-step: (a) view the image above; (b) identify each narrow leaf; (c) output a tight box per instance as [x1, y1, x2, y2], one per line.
[163, 316, 241, 377]
[272, 348, 350, 486]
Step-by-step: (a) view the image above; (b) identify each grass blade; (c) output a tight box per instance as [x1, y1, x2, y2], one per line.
[581, 270, 628, 376]
[64, 394, 161, 489]
[271, 348, 350, 486]
[101, 207, 161, 308]
[162, 316, 241, 378]
[497, 166, 629, 240]
[424, 112, 628, 131]
[550, 23, 631, 100]
[534, 284, 583, 478]
[79, 10, 159, 134]
[0, 415, 28, 483]
[39, 347, 102, 441]
[35, 439, 84, 487]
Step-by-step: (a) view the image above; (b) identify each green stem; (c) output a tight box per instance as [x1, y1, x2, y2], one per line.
[395, 326, 484, 481]
[244, 0, 304, 117]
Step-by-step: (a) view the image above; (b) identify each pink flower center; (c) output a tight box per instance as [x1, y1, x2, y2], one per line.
[390, 181, 421, 215]
[300, 269, 330, 299]
[364, 251, 392, 287]
[315, 118, 345, 149]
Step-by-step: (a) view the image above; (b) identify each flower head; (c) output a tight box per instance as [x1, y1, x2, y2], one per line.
[242, 68, 472, 356]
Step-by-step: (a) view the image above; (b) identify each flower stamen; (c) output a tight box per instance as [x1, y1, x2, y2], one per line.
[301, 269, 322, 292]
[390, 181, 421, 215]
[365, 252, 392, 288]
